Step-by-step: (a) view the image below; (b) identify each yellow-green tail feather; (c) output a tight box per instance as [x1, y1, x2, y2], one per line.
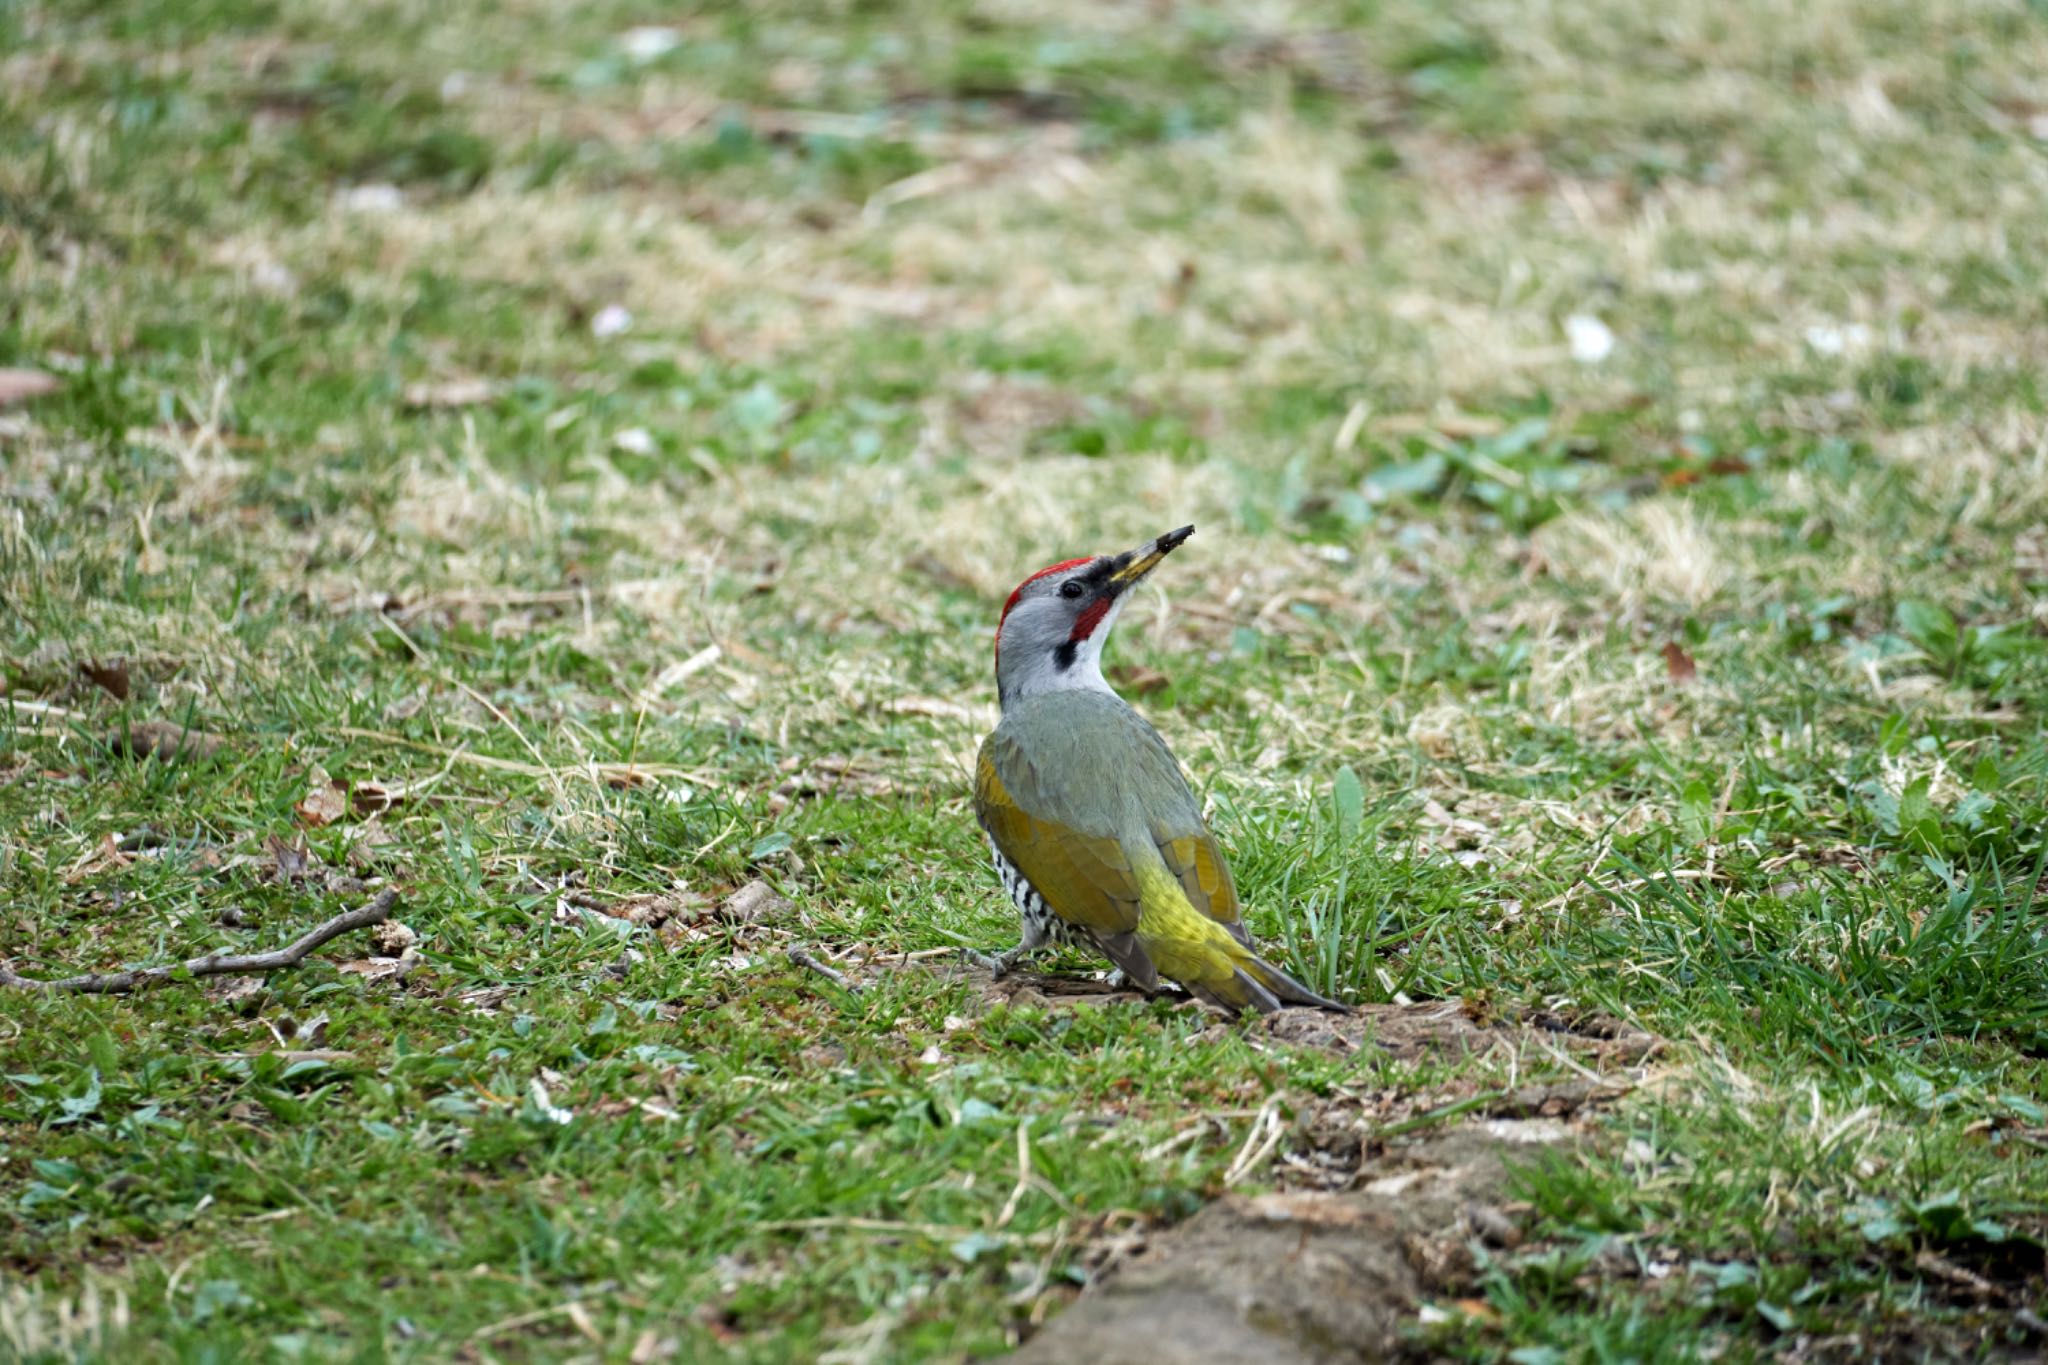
[1132, 865, 1348, 1014]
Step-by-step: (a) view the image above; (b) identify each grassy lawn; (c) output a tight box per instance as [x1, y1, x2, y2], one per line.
[4, 0, 2047, 1359]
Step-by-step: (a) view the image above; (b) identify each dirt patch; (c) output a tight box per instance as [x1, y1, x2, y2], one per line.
[885, 959, 1659, 1361]
[1012, 1123, 1572, 1365]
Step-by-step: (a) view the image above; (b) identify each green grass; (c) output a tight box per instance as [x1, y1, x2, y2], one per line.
[4, 0, 2048, 1359]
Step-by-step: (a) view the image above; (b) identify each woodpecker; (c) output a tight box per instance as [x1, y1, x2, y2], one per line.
[973, 525, 1349, 1014]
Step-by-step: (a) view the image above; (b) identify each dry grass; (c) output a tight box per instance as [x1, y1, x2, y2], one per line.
[4, 0, 2047, 1358]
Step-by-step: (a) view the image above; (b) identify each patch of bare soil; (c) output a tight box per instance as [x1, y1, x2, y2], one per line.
[846, 960, 1659, 1363]
[1011, 1123, 1571, 1365]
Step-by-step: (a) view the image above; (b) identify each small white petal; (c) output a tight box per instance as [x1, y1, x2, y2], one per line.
[1564, 314, 1616, 364]
[620, 26, 681, 62]
[613, 426, 657, 456]
[1804, 323, 1871, 357]
[334, 183, 403, 215]
[251, 260, 298, 297]
[591, 304, 633, 338]
[527, 1078, 574, 1125]
[1805, 325, 1846, 356]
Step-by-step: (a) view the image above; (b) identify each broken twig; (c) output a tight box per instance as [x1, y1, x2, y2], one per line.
[787, 944, 859, 994]
[0, 890, 398, 994]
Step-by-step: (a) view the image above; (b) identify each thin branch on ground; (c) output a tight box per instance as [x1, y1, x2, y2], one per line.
[0, 890, 399, 994]
[787, 944, 859, 994]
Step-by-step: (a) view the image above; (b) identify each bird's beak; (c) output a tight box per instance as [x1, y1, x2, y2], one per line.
[1107, 525, 1195, 589]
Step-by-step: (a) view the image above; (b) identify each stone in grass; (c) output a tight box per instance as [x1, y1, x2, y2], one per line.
[720, 880, 792, 926]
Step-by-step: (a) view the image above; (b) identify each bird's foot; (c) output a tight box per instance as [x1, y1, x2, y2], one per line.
[959, 946, 1033, 980]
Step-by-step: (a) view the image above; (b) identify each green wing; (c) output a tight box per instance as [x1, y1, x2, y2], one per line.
[974, 735, 1141, 936]
[974, 710, 1251, 947]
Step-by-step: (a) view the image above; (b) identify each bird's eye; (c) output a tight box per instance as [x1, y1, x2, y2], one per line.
[1058, 580, 1086, 599]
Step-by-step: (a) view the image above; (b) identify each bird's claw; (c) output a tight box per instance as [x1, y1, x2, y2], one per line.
[959, 947, 1026, 980]
[958, 948, 1010, 978]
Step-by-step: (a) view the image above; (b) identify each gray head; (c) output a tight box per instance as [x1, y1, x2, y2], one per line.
[992, 525, 1194, 708]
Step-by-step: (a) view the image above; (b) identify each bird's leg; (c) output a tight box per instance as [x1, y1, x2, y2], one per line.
[987, 943, 1038, 980]
[966, 912, 1054, 980]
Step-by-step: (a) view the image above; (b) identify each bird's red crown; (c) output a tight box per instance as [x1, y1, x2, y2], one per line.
[995, 557, 1091, 659]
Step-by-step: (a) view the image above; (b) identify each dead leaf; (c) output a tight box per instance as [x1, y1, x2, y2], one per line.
[1107, 663, 1170, 695]
[64, 832, 132, 883]
[368, 920, 417, 958]
[609, 889, 709, 927]
[1419, 797, 1489, 846]
[350, 780, 395, 815]
[264, 835, 315, 883]
[264, 1012, 330, 1048]
[1661, 641, 1698, 684]
[0, 368, 61, 406]
[295, 768, 348, 827]
[105, 721, 226, 762]
[402, 378, 498, 410]
[204, 975, 267, 1006]
[79, 660, 131, 700]
[343, 821, 400, 868]
[721, 880, 791, 925]
[349, 777, 431, 816]
[458, 984, 517, 1013]
[335, 951, 417, 983]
